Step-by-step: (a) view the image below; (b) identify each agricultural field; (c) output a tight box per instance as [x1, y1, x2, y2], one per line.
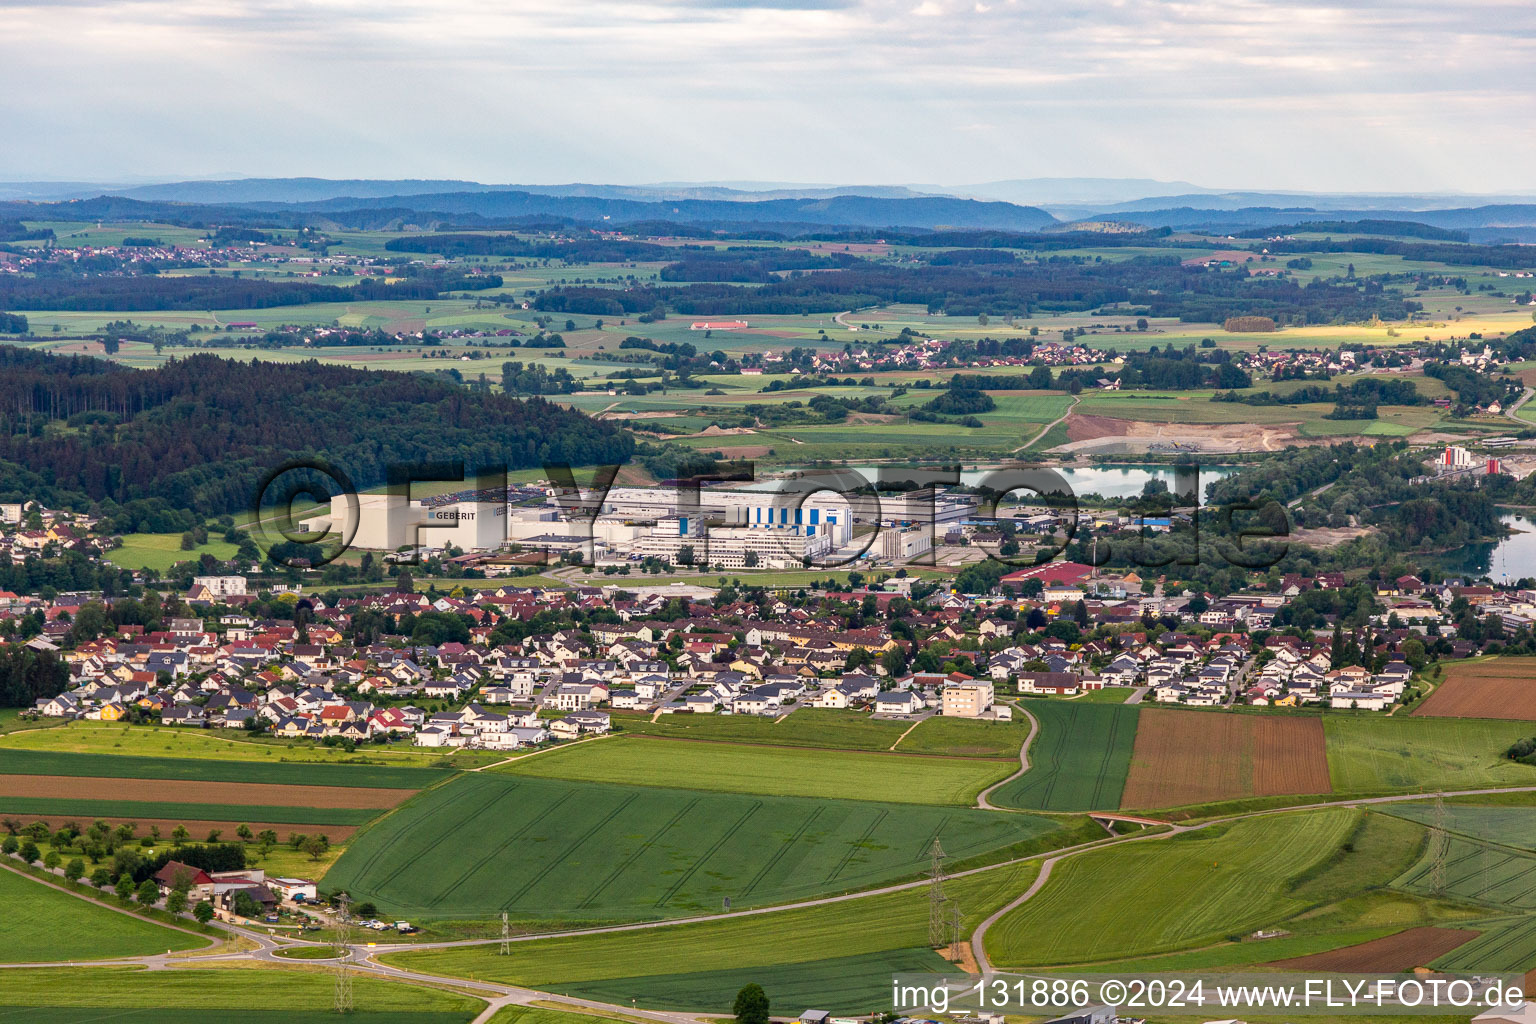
[1395, 834, 1536, 912]
[1323, 715, 1536, 793]
[0, 867, 205, 961]
[1266, 926, 1479, 972]
[1413, 658, 1536, 721]
[0, 720, 499, 769]
[892, 715, 1028, 759]
[1382, 803, 1536, 850]
[501, 735, 1012, 805]
[106, 532, 240, 573]
[385, 856, 1045, 1004]
[611, 708, 910, 750]
[1118, 710, 1332, 810]
[0, 748, 431, 841]
[0, 966, 483, 1024]
[984, 808, 1362, 966]
[984, 701, 1139, 812]
[324, 772, 1061, 921]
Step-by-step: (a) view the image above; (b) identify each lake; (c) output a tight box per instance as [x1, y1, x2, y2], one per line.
[1444, 513, 1536, 583]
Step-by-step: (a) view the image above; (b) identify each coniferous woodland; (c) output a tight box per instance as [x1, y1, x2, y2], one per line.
[0, 348, 632, 514]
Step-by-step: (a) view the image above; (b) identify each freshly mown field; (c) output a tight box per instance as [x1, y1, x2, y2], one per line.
[612, 708, 909, 750]
[985, 809, 1360, 966]
[1119, 710, 1331, 809]
[0, 866, 204, 961]
[1413, 658, 1536, 721]
[984, 701, 1139, 812]
[0, 720, 497, 768]
[325, 773, 1060, 920]
[502, 736, 1011, 805]
[386, 857, 1044, 1005]
[0, 966, 482, 1024]
[892, 715, 1027, 759]
[1323, 715, 1536, 793]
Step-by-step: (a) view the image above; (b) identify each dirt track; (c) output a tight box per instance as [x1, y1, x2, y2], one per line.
[0, 774, 411, 808]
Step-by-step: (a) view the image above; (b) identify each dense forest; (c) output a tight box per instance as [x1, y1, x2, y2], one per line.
[0, 347, 632, 514]
[530, 255, 1419, 324]
[0, 270, 501, 312]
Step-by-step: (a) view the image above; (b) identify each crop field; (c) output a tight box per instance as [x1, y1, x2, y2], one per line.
[553, 947, 952, 1013]
[1395, 835, 1536, 912]
[1323, 716, 1536, 793]
[612, 708, 909, 750]
[1430, 915, 1536, 976]
[985, 809, 1359, 967]
[1118, 710, 1332, 810]
[0, 720, 497, 769]
[892, 715, 1027, 759]
[1382, 804, 1536, 850]
[326, 773, 1058, 920]
[0, 966, 482, 1024]
[106, 532, 240, 573]
[1413, 658, 1536, 721]
[502, 735, 1012, 805]
[1266, 926, 1479, 972]
[0, 867, 204, 961]
[0, 748, 429, 840]
[385, 855, 1043, 989]
[984, 701, 1139, 812]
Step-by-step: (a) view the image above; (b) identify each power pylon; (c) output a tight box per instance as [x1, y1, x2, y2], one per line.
[928, 838, 949, 948]
[334, 891, 354, 1014]
[947, 898, 963, 961]
[1430, 792, 1448, 896]
[500, 911, 510, 956]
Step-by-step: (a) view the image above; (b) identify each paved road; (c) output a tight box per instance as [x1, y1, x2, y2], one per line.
[975, 702, 1039, 811]
[1507, 387, 1534, 424]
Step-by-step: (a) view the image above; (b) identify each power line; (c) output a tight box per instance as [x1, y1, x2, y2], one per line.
[334, 891, 354, 1014]
[928, 838, 948, 949]
[500, 911, 510, 956]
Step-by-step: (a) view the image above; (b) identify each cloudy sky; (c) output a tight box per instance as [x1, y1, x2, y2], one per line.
[4, 0, 1533, 193]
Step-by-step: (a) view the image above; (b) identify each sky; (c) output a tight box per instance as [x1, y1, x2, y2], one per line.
[3, 0, 1534, 193]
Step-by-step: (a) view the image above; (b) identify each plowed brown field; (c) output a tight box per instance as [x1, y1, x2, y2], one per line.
[1119, 709, 1331, 809]
[0, 775, 410, 808]
[1268, 926, 1478, 972]
[1413, 659, 1536, 721]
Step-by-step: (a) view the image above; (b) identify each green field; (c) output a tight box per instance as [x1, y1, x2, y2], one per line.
[1395, 834, 1536, 912]
[986, 809, 1361, 966]
[553, 947, 952, 1013]
[0, 966, 481, 1024]
[0, 747, 439, 789]
[613, 708, 909, 750]
[385, 856, 1044, 994]
[501, 735, 1012, 805]
[0, 796, 379, 825]
[985, 701, 1140, 812]
[0, 867, 204, 961]
[325, 773, 1060, 920]
[1430, 914, 1536, 975]
[0, 721, 499, 769]
[892, 716, 1027, 759]
[1323, 716, 1536, 793]
[1382, 803, 1536, 850]
[106, 532, 241, 573]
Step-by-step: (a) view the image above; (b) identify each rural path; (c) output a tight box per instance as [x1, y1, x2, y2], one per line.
[1287, 480, 1335, 509]
[1506, 387, 1534, 424]
[974, 703, 1039, 811]
[1014, 394, 1079, 454]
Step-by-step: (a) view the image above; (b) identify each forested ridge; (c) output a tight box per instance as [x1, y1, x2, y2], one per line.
[0, 347, 632, 514]
[0, 270, 501, 312]
[531, 255, 1419, 324]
